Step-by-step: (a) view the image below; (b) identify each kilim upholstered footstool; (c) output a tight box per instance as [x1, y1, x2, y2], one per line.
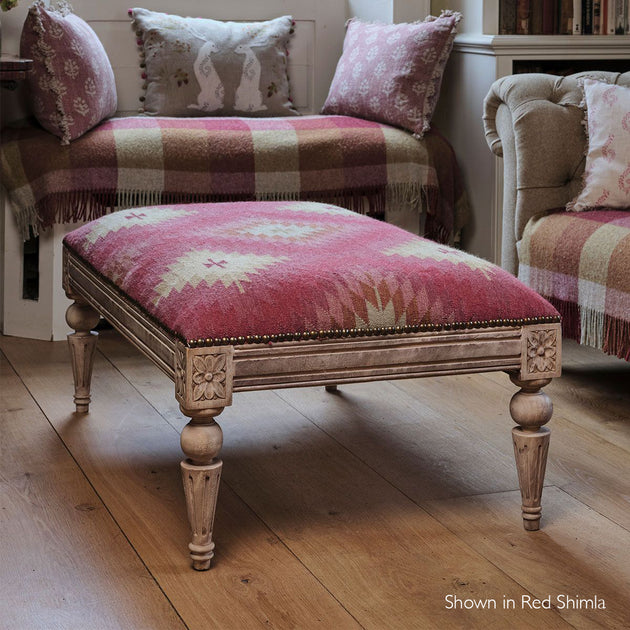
[62, 200, 562, 570]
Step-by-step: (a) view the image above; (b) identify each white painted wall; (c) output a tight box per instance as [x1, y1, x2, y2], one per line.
[431, 0, 484, 33]
[349, 0, 431, 22]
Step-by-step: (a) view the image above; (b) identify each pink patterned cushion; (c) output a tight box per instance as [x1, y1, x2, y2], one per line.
[20, 1, 117, 145]
[321, 12, 461, 138]
[63, 201, 558, 345]
[569, 79, 630, 212]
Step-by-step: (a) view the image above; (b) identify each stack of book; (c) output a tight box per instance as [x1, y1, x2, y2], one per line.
[499, 0, 629, 34]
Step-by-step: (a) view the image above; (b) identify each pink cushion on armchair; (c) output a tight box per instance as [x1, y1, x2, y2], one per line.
[63, 201, 558, 346]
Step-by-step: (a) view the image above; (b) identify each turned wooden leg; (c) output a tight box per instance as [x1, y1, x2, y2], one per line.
[509, 375, 553, 531]
[180, 407, 224, 571]
[66, 299, 100, 413]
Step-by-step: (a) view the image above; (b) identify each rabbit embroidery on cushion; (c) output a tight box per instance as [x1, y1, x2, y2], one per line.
[234, 39, 268, 112]
[187, 25, 225, 112]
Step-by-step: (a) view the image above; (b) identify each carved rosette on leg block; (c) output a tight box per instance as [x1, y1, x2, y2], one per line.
[65, 297, 101, 413]
[508, 324, 561, 531]
[175, 342, 234, 570]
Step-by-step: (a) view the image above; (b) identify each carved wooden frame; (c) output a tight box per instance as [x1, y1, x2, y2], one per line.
[63, 248, 561, 570]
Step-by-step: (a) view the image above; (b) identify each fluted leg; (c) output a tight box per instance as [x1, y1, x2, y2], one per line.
[180, 407, 224, 571]
[66, 299, 100, 413]
[509, 375, 553, 531]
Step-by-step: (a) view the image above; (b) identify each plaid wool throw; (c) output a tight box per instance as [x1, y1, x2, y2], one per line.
[519, 209, 630, 360]
[0, 115, 468, 242]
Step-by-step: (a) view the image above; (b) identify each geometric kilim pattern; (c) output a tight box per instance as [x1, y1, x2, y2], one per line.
[82, 206, 191, 248]
[383, 237, 497, 280]
[224, 220, 336, 242]
[153, 249, 288, 305]
[63, 200, 559, 346]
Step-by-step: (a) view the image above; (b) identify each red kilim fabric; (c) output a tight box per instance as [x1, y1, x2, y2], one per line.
[63, 201, 559, 346]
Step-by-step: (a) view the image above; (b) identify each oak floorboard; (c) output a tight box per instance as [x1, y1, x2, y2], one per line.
[274, 380, 519, 501]
[100, 329, 518, 502]
[390, 370, 630, 532]
[96, 331, 569, 629]
[0, 336, 362, 630]
[426, 486, 630, 630]
[483, 339, 630, 454]
[0, 350, 184, 630]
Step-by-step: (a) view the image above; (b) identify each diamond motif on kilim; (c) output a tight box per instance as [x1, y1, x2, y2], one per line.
[276, 201, 352, 216]
[230, 221, 334, 241]
[82, 207, 189, 249]
[153, 249, 288, 305]
[383, 238, 497, 280]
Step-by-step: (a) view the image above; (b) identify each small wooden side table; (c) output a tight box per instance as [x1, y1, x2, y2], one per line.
[0, 53, 32, 90]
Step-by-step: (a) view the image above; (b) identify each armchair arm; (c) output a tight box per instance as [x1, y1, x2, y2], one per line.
[482, 71, 628, 274]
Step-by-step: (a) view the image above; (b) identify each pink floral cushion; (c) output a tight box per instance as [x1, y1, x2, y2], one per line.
[20, 1, 117, 145]
[569, 79, 630, 212]
[321, 12, 461, 138]
[63, 201, 558, 346]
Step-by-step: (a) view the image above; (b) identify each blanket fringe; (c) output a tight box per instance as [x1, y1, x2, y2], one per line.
[545, 297, 629, 361]
[14, 204, 39, 240]
[580, 306, 605, 350]
[548, 298, 581, 342]
[14, 181, 453, 244]
[603, 315, 630, 361]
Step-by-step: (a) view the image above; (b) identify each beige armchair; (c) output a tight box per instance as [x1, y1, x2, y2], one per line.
[483, 71, 630, 360]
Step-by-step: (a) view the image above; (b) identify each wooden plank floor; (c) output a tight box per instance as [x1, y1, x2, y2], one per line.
[1, 332, 629, 629]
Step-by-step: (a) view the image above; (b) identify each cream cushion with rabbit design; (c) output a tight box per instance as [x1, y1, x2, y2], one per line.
[129, 8, 299, 117]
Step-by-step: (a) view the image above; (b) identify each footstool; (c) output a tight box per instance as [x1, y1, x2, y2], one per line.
[62, 200, 561, 570]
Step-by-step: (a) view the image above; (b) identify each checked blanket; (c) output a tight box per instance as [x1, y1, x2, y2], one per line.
[518, 209, 630, 361]
[1, 115, 468, 242]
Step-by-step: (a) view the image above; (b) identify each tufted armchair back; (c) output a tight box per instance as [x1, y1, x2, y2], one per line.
[483, 71, 630, 274]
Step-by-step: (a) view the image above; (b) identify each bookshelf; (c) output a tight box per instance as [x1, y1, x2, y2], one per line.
[463, 0, 628, 36]
[431, 0, 630, 265]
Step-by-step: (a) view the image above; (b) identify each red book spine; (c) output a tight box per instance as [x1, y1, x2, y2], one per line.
[542, 0, 556, 32]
